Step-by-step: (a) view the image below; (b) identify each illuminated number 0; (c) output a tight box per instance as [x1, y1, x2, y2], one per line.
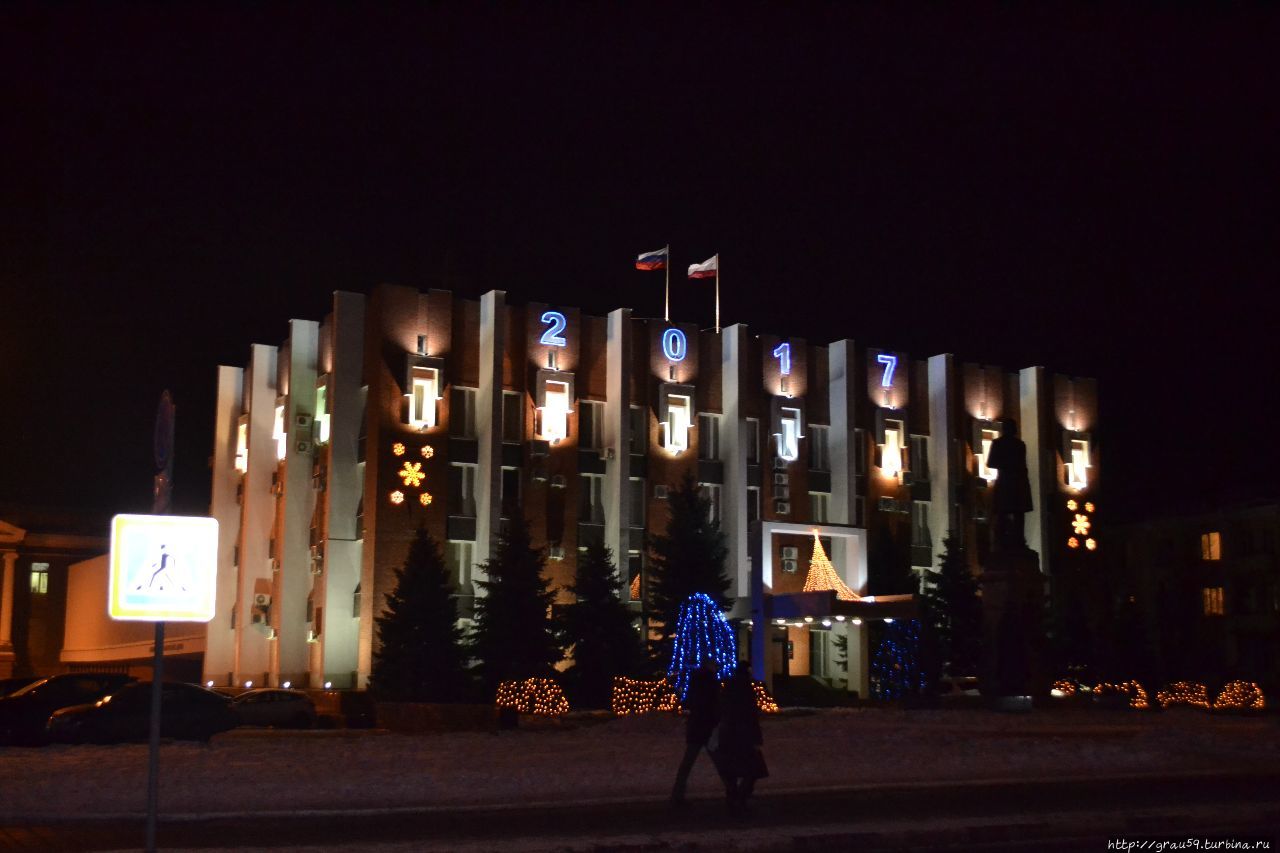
[876, 353, 897, 388]
[772, 342, 791, 376]
[662, 327, 687, 362]
[540, 311, 567, 347]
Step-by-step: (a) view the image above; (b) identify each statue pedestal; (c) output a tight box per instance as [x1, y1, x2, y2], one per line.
[979, 547, 1047, 702]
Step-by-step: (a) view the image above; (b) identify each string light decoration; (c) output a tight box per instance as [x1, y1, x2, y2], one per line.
[1067, 537, 1080, 549]
[1085, 538, 1097, 551]
[752, 681, 781, 714]
[1156, 681, 1210, 710]
[419, 492, 433, 507]
[801, 533, 860, 601]
[666, 593, 738, 701]
[398, 461, 425, 488]
[1072, 514, 1091, 536]
[871, 619, 927, 701]
[1066, 499, 1078, 511]
[389, 490, 405, 505]
[420, 445, 435, 459]
[611, 676, 681, 715]
[1051, 679, 1078, 698]
[1213, 681, 1265, 711]
[495, 678, 570, 716]
[392, 442, 406, 456]
[1085, 502, 1095, 513]
[1093, 680, 1150, 710]
[629, 572, 640, 601]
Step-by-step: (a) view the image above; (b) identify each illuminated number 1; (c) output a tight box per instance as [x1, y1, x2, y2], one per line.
[539, 311, 567, 347]
[662, 327, 687, 362]
[877, 353, 897, 388]
[772, 342, 791, 376]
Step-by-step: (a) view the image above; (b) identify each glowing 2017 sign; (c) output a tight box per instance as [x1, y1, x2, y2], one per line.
[539, 311, 567, 347]
[662, 327, 687, 362]
[773, 342, 791, 376]
[876, 353, 897, 388]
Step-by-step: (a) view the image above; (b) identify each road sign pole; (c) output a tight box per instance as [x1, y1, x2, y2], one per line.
[145, 620, 164, 853]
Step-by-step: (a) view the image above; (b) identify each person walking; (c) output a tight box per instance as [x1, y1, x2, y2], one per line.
[670, 657, 721, 806]
[713, 664, 768, 813]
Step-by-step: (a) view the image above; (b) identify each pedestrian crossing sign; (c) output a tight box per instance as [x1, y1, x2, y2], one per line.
[109, 514, 218, 622]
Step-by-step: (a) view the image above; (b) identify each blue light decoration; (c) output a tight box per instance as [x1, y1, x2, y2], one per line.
[876, 353, 897, 388]
[870, 619, 927, 701]
[666, 592, 737, 701]
[772, 342, 791, 376]
[539, 311, 568, 347]
[662, 327, 687, 362]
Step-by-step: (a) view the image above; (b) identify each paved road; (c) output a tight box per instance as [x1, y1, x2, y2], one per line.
[2, 771, 1277, 851]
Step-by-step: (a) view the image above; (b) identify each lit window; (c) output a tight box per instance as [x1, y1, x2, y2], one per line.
[408, 368, 440, 429]
[234, 418, 249, 474]
[540, 381, 571, 443]
[976, 426, 999, 482]
[315, 382, 331, 444]
[273, 404, 287, 461]
[30, 562, 50, 595]
[1202, 586, 1224, 616]
[1201, 532, 1221, 561]
[1065, 438, 1091, 491]
[776, 407, 801, 462]
[663, 394, 691, 454]
[698, 413, 721, 461]
[879, 418, 905, 478]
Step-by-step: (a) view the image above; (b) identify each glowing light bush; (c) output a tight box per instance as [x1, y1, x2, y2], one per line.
[1156, 681, 1211, 710]
[1213, 680, 1265, 711]
[495, 678, 570, 716]
[1093, 680, 1149, 710]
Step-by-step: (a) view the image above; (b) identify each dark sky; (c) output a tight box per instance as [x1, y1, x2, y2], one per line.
[2, 4, 1277, 524]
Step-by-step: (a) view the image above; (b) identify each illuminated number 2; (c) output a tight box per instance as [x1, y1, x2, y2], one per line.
[772, 342, 791, 376]
[876, 353, 897, 388]
[539, 311, 567, 347]
[662, 327, 687, 362]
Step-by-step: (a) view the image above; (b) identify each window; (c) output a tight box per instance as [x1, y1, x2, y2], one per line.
[853, 429, 867, 475]
[745, 419, 760, 464]
[1066, 438, 1091, 490]
[540, 381, 571, 443]
[747, 487, 761, 526]
[912, 501, 932, 548]
[776, 408, 801, 462]
[879, 418, 905, 478]
[629, 477, 646, 527]
[29, 562, 49, 595]
[579, 400, 604, 450]
[810, 630, 829, 679]
[234, 418, 249, 473]
[909, 435, 929, 481]
[273, 404, 287, 461]
[810, 425, 830, 471]
[811, 493, 830, 524]
[1203, 586, 1225, 616]
[698, 413, 721, 461]
[449, 463, 477, 517]
[316, 381, 331, 443]
[449, 387, 477, 439]
[1201, 532, 1222, 561]
[699, 483, 723, 526]
[628, 405, 646, 454]
[664, 394, 691, 453]
[976, 426, 1000, 482]
[580, 474, 605, 523]
[502, 391, 523, 443]
[447, 540, 475, 588]
[409, 368, 440, 429]
[501, 467, 521, 519]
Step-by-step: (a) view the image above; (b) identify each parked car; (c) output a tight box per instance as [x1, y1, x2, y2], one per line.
[0, 676, 41, 698]
[232, 688, 316, 729]
[0, 673, 136, 745]
[47, 681, 238, 744]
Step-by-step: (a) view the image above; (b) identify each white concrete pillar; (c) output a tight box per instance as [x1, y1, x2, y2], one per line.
[203, 365, 244, 686]
[476, 290, 506, 572]
[1019, 366, 1051, 573]
[827, 340, 868, 697]
[927, 354, 957, 567]
[721, 324, 749, 602]
[603, 307, 633, 594]
[236, 344, 277, 687]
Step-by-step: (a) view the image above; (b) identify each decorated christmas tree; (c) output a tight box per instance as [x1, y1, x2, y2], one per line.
[666, 593, 737, 701]
[802, 533, 860, 601]
[871, 619, 927, 700]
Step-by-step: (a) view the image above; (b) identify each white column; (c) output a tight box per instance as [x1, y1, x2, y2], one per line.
[0, 551, 16, 650]
[476, 290, 506, 571]
[203, 365, 244, 686]
[236, 344, 277, 687]
[720, 324, 749, 603]
[603, 308, 633, 594]
[927, 354, 957, 568]
[1019, 366, 1051, 573]
[828, 340, 868, 697]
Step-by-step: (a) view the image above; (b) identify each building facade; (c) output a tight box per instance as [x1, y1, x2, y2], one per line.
[203, 285, 1100, 697]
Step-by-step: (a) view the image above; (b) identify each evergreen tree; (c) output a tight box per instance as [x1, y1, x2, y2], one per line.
[468, 515, 564, 694]
[370, 527, 469, 702]
[558, 542, 643, 708]
[921, 532, 983, 678]
[867, 519, 914, 596]
[646, 471, 731, 668]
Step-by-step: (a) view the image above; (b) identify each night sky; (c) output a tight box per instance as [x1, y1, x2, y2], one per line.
[3, 5, 1277, 525]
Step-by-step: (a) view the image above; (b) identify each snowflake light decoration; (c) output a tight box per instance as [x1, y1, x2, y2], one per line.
[1085, 501, 1095, 513]
[1072, 513, 1091, 536]
[1068, 537, 1080, 549]
[419, 492, 433, 506]
[392, 442, 406, 456]
[398, 461, 424, 488]
[389, 490, 405, 505]
[1066, 499, 1078, 511]
[420, 445, 435, 459]
[1085, 538, 1097, 551]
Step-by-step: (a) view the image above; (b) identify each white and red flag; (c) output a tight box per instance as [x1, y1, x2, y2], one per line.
[687, 254, 718, 279]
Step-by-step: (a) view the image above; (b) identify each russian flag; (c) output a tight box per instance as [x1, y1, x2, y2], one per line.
[635, 246, 668, 271]
[687, 254, 718, 279]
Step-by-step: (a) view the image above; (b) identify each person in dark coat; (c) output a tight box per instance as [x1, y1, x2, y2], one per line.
[713, 664, 768, 811]
[670, 657, 721, 805]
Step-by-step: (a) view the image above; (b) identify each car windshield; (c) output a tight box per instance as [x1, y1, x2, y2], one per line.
[7, 678, 50, 698]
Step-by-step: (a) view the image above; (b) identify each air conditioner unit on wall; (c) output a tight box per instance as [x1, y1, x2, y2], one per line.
[773, 457, 789, 470]
[254, 593, 271, 608]
[774, 486, 790, 500]
[775, 500, 791, 514]
[654, 484, 670, 500]
[782, 558, 798, 574]
[773, 473, 788, 485]
[781, 546, 799, 560]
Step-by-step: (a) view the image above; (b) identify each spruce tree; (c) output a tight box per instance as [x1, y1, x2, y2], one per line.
[921, 532, 982, 678]
[370, 527, 469, 702]
[558, 542, 642, 708]
[468, 515, 564, 694]
[646, 471, 731, 668]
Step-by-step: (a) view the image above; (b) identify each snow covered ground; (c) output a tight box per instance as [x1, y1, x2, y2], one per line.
[2, 706, 1276, 821]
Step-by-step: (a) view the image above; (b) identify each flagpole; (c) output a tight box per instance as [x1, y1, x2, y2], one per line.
[664, 243, 670, 322]
[715, 255, 720, 334]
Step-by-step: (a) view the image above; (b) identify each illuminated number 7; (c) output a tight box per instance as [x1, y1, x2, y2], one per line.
[539, 311, 567, 347]
[772, 342, 791, 376]
[876, 353, 897, 388]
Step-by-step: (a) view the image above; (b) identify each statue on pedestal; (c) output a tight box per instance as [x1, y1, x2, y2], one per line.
[985, 417, 1033, 551]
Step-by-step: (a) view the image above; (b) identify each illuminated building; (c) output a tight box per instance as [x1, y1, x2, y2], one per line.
[203, 285, 1100, 695]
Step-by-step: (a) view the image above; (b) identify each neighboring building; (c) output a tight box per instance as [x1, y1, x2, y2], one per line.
[1110, 502, 1280, 692]
[0, 507, 109, 678]
[204, 285, 1100, 697]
